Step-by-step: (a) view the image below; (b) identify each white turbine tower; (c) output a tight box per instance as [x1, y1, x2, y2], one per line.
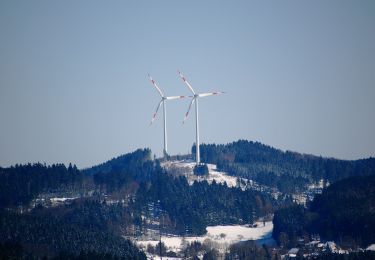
[178, 70, 225, 166]
[148, 73, 186, 158]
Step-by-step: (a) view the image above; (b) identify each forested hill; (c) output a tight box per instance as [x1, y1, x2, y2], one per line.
[83, 148, 152, 176]
[197, 140, 375, 193]
[0, 147, 279, 258]
[273, 175, 375, 248]
[85, 149, 277, 235]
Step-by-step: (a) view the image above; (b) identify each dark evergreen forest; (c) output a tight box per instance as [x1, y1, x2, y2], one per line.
[272, 175, 375, 248]
[0, 163, 83, 208]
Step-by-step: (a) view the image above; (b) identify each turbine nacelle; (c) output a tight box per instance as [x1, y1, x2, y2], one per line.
[178, 70, 225, 123]
[148, 73, 186, 124]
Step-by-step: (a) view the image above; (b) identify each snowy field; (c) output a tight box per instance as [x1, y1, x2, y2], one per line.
[137, 221, 273, 253]
[161, 160, 240, 188]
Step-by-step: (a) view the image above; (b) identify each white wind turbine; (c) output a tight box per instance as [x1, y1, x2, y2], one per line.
[148, 73, 186, 157]
[178, 70, 225, 166]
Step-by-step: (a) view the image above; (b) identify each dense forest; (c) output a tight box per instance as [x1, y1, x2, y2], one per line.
[0, 209, 146, 259]
[272, 175, 375, 248]
[134, 169, 276, 235]
[0, 147, 278, 257]
[0, 163, 83, 208]
[197, 140, 375, 193]
[0, 240, 148, 260]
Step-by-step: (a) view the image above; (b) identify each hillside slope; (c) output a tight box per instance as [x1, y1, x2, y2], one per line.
[197, 140, 375, 193]
[273, 175, 375, 248]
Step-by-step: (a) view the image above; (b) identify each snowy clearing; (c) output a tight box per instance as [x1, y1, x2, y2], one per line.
[161, 160, 241, 188]
[50, 197, 77, 202]
[137, 221, 273, 253]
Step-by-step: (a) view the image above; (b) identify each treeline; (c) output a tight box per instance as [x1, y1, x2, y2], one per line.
[85, 149, 155, 193]
[196, 140, 375, 193]
[0, 149, 152, 209]
[0, 163, 83, 208]
[84, 148, 152, 176]
[272, 175, 375, 248]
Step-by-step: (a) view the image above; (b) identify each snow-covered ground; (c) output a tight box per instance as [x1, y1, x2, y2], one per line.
[50, 197, 77, 202]
[145, 255, 181, 260]
[137, 221, 273, 253]
[161, 160, 241, 188]
[367, 244, 375, 251]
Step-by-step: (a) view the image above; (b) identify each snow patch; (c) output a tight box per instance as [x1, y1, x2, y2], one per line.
[50, 197, 77, 202]
[137, 221, 273, 253]
[161, 160, 242, 188]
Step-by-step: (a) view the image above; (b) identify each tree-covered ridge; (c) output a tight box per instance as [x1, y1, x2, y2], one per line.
[0, 163, 83, 208]
[83, 148, 152, 176]
[197, 140, 375, 193]
[84, 148, 155, 193]
[0, 149, 153, 209]
[272, 175, 375, 248]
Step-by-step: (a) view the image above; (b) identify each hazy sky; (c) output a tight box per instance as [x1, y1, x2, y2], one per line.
[1, 1, 374, 168]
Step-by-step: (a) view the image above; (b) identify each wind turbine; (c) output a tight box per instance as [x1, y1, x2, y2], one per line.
[148, 73, 186, 158]
[178, 70, 225, 166]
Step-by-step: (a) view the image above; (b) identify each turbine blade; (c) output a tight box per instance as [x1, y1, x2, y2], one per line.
[198, 91, 225, 98]
[165, 95, 187, 100]
[178, 70, 196, 95]
[183, 98, 196, 124]
[148, 73, 164, 97]
[150, 99, 163, 125]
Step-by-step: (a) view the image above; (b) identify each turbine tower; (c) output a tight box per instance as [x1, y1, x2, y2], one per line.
[178, 70, 225, 165]
[148, 74, 185, 158]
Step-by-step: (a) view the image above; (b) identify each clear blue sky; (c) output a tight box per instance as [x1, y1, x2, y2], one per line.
[1, 1, 374, 168]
